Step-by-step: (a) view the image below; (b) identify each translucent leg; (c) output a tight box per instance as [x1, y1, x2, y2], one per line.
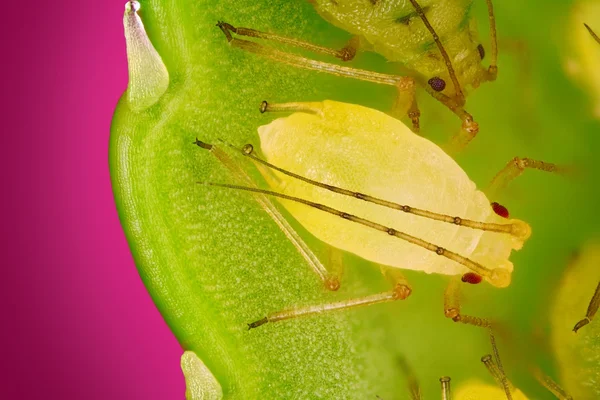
[486, 157, 568, 198]
[217, 22, 360, 61]
[440, 376, 452, 400]
[194, 139, 339, 291]
[483, 0, 498, 80]
[531, 367, 573, 400]
[247, 266, 412, 329]
[573, 280, 600, 333]
[444, 278, 491, 328]
[217, 22, 476, 138]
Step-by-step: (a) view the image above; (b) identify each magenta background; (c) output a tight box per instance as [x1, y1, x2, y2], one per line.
[3, 1, 183, 398]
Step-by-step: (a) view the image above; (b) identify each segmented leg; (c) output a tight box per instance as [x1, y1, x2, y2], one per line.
[194, 139, 340, 291]
[486, 157, 568, 197]
[217, 22, 475, 137]
[440, 376, 452, 400]
[488, 330, 513, 400]
[246, 265, 412, 329]
[217, 22, 360, 61]
[483, 0, 498, 80]
[481, 354, 515, 400]
[573, 280, 600, 333]
[531, 367, 573, 400]
[423, 87, 479, 152]
[444, 278, 491, 328]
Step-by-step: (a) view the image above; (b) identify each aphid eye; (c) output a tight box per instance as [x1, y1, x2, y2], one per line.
[461, 272, 483, 284]
[491, 202, 510, 218]
[428, 77, 446, 92]
[477, 44, 485, 60]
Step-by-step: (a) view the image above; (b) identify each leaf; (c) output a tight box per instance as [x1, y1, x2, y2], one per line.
[110, 0, 600, 398]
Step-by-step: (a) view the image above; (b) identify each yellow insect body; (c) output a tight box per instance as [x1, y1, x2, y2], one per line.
[257, 101, 526, 285]
[312, 0, 488, 98]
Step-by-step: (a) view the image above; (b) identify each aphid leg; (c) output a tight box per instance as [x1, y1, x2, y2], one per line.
[380, 265, 412, 300]
[217, 21, 413, 87]
[573, 280, 600, 333]
[194, 139, 340, 291]
[217, 22, 360, 62]
[483, 0, 498, 80]
[397, 356, 422, 400]
[259, 100, 324, 116]
[440, 376, 452, 400]
[391, 85, 420, 132]
[485, 157, 568, 198]
[531, 367, 573, 400]
[325, 246, 344, 291]
[584, 23, 600, 45]
[481, 354, 516, 400]
[246, 266, 412, 329]
[487, 330, 513, 400]
[444, 278, 491, 328]
[423, 88, 479, 152]
[408, 0, 465, 105]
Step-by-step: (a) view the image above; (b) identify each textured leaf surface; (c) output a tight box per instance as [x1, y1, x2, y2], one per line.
[110, 0, 600, 398]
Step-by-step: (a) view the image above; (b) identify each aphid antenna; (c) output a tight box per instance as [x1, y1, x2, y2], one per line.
[221, 140, 530, 242]
[198, 181, 511, 286]
[193, 138, 336, 290]
[584, 23, 600, 45]
[408, 0, 464, 104]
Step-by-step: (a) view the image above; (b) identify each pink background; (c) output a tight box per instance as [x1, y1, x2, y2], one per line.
[3, 1, 183, 398]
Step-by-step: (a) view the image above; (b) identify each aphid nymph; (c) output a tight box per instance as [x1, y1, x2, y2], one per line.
[217, 0, 499, 148]
[196, 100, 563, 329]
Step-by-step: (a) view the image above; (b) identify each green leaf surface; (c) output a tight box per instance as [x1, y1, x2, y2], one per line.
[110, 0, 600, 398]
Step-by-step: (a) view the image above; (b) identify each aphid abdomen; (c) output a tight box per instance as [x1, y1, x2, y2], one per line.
[257, 101, 518, 277]
[312, 0, 482, 91]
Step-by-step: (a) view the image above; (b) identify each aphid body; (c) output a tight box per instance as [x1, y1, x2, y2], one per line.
[256, 100, 528, 287]
[311, 0, 490, 99]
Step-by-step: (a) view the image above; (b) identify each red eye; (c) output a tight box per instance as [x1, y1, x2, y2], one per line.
[491, 202, 509, 218]
[461, 272, 483, 284]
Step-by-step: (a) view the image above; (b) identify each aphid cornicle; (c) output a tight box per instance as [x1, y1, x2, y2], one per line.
[197, 100, 563, 329]
[217, 0, 499, 148]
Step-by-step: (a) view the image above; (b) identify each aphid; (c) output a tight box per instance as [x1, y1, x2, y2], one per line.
[217, 0, 500, 148]
[197, 100, 564, 329]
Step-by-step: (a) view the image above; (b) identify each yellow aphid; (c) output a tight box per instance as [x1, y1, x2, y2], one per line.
[257, 100, 527, 287]
[198, 100, 564, 329]
[454, 380, 529, 400]
[564, 1, 600, 118]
